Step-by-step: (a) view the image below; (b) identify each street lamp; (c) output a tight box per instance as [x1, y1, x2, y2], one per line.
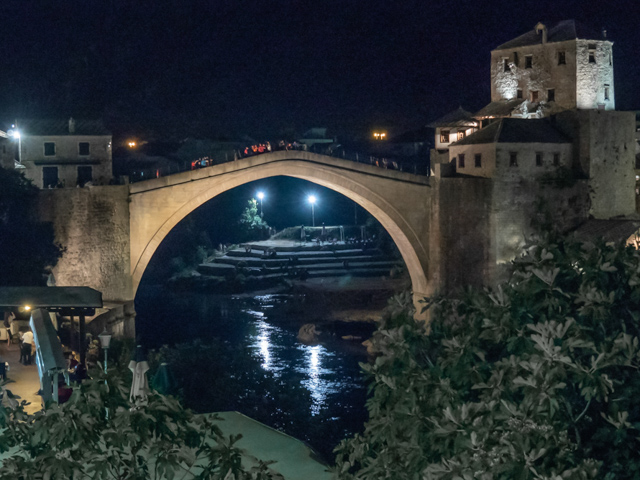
[257, 191, 265, 218]
[308, 195, 317, 227]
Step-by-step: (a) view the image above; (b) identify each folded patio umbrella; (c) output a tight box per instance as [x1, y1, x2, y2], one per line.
[128, 345, 149, 406]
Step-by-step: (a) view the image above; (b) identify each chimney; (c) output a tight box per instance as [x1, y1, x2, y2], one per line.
[535, 22, 547, 44]
[69, 117, 76, 133]
[602, 28, 607, 39]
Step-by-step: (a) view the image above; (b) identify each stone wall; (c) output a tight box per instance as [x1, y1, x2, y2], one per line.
[38, 185, 133, 302]
[556, 110, 635, 218]
[575, 40, 614, 110]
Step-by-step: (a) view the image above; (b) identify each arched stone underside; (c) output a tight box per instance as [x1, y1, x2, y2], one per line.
[129, 152, 433, 316]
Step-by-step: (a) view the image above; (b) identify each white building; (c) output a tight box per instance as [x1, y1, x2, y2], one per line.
[11, 118, 112, 188]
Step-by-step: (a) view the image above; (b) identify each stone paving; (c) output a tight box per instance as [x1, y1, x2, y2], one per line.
[0, 340, 43, 414]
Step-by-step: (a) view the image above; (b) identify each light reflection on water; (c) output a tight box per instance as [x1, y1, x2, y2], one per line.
[244, 305, 342, 416]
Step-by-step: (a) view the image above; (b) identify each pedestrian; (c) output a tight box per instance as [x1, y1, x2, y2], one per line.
[21, 329, 34, 365]
[300, 224, 305, 243]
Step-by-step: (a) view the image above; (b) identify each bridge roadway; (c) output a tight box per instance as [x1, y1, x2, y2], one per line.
[128, 150, 433, 315]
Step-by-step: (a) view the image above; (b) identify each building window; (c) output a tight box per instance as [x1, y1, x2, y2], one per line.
[78, 142, 90, 156]
[553, 153, 560, 166]
[513, 52, 519, 67]
[604, 86, 610, 100]
[503, 58, 510, 72]
[458, 154, 465, 168]
[44, 142, 56, 156]
[525, 55, 532, 68]
[548, 89, 555, 102]
[440, 130, 450, 143]
[458, 130, 466, 141]
[517, 89, 523, 99]
[509, 152, 518, 167]
[558, 51, 566, 65]
[475, 153, 482, 167]
[531, 90, 539, 102]
[536, 152, 543, 167]
[588, 44, 596, 63]
[77, 166, 93, 187]
[43, 166, 58, 188]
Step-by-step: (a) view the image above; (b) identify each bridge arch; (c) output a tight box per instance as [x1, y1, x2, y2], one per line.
[129, 152, 433, 314]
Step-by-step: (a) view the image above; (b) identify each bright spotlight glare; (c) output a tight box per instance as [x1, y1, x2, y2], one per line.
[257, 191, 265, 200]
[308, 195, 317, 205]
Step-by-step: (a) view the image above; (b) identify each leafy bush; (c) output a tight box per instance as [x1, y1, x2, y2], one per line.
[336, 236, 640, 479]
[0, 370, 279, 479]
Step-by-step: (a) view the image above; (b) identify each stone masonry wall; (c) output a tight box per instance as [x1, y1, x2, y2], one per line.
[38, 185, 132, 302]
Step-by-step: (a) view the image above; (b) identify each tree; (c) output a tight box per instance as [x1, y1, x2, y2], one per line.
[0, 371, 280, 479]
[0, 167, 62, 286]
[238, 199, 269, 242]
[336, 235, 640, 479]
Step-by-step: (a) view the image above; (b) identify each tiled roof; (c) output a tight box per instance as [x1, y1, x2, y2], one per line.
[495, 20, 606, 50]
[427, 107, 478, 128]
[474, 99, 525, 119]
[569, 219, 640, 243]
[451, 118, 571, 146]
[11, 118, 110, 136]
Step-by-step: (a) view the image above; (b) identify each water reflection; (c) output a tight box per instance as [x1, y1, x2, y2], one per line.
[245, 305, 340, 416]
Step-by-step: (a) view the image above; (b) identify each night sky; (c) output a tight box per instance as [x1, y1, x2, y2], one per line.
[0, 0, 638, 140]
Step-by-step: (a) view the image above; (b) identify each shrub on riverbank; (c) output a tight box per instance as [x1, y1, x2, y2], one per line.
[336, 235, 640, 479]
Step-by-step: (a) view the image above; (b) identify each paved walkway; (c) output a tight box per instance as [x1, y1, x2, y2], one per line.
[0, 341, 42, 413]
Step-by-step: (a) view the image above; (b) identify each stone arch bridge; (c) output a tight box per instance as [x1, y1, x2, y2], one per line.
[38, 150, 505, 321]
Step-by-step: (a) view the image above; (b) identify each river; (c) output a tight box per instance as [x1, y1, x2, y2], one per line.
[135, 285, 372, 461]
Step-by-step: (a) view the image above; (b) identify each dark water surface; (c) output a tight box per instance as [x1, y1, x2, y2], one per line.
[135, 285, 370, 460]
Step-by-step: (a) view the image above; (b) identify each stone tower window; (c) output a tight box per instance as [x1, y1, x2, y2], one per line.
[503, 58, 510, 72]
[525, 55, 532, 68]
[78, 142, 90, 156]
[530, 91, 539, 102]
[604, 86, 610, 101]
[547, 89, 555, 102]
[509, 152, 518, 167]
[517, 89, 523, 99]
[558, 51, 566, 65]
[513, 52, 519, 67]
[475, 154, 482, 167]
[588, 44, 596, 63]
[458, 154, 465, 168]
[536, 152, 543, 167]
[553, 153, 560, 166]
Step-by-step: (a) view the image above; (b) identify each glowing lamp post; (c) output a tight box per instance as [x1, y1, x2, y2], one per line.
[257, 191, 265, 218]
[308, 195, 317, 227]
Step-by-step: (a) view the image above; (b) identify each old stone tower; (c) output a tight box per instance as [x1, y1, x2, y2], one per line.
[487, 20, 614, 119]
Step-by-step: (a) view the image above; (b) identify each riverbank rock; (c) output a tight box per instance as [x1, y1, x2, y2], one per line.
[297, 323, 320, 344]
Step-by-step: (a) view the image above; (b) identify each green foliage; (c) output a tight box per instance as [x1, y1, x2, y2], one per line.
[335, 236, 640, 479]
[238, 199, 269, 241]
[0, 167, 63, 285]
[0, 370, 280, 479]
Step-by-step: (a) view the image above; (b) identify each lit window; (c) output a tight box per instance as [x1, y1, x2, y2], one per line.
[525, 55, 532, 68]
[44, 142, 56, 156]
[558, 51, 566, 65]
[536, 152, 543, 167]
[458, 154, 465, 168]
[440, 130, 450, 143]
[78, 142, 90, 156]
[458, 130, 466, 140]
[510, 152, 518, 167]
[475, 154, 482, 167]
[548, 89, 555, 102]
